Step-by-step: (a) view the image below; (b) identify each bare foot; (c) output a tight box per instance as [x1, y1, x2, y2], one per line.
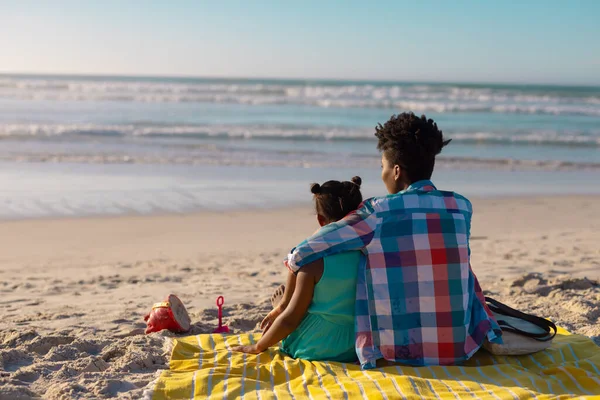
[270, 284, 285, 308]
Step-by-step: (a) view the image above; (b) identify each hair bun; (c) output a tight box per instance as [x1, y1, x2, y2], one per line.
[351, 176, 362, 187]
[310, 183, 321, 194]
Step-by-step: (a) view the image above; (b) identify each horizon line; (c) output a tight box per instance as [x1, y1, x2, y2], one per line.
[1, 71, 599, 89]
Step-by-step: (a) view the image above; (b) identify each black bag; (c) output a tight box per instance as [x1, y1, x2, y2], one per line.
[483, 297, 557, 355]
[486, 297, 557, 341]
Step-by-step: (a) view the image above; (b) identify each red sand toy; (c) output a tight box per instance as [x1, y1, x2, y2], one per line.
[213, 296, 230, 334]
[144, 294, 191, 334]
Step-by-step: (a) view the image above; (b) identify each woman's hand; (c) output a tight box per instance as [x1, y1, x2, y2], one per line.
[232, 344, 263, 354]
[260, 307, 283, 333]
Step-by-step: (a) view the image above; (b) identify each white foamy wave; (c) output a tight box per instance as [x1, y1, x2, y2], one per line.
[1, 123, 599, 147]
[1, 76, 600, 117]
[2, 150, 600, 172]
[449, 131, 600, 146]
[0, 123, 371, 140]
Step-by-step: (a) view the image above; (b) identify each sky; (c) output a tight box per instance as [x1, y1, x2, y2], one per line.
[1, 0, 599, 85]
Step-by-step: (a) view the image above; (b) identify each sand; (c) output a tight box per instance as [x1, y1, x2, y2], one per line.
[0, 196, 599, 399]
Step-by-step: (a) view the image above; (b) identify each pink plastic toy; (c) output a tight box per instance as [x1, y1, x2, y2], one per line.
[213, 296, 230, 333]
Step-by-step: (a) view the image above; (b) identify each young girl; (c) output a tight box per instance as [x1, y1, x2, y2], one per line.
[232, 176, 363, 362]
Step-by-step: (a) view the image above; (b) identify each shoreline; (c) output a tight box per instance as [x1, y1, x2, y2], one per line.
[0, 192, 597, 223]
[1, 195, 599, 265]
[2, 160, 600, 221]
[1, 194, 599, 286]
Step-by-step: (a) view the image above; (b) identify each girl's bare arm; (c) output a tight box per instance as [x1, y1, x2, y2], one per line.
[233, 259, 323, 354]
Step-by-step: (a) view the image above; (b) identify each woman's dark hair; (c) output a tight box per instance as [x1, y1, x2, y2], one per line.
[310, 176, 363, 223]
[375, 112, 451, 182]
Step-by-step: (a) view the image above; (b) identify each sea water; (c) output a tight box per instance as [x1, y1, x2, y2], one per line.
[1, 74, 599, 219]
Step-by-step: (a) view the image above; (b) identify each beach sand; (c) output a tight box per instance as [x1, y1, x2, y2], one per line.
[1, 196, 599, 399]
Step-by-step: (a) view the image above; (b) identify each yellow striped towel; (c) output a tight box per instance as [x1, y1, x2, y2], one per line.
[144, 327, 600, 399]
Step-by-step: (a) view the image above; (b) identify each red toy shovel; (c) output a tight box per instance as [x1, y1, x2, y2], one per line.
[213, 296, 230, 333]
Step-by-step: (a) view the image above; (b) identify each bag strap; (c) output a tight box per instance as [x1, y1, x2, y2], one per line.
[485, 297, 557, 342]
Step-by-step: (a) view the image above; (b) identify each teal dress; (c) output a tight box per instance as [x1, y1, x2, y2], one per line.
[280, 251, 360, 363]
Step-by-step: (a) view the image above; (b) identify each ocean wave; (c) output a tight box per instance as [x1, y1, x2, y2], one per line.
[1, 76, 600, 116]
[2, 150, 599, 172]
[0, 123, 371, 140]
[1, 123, 599, 147]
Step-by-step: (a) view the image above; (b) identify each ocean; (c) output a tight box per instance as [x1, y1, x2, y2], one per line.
[1, 74, 599, 219]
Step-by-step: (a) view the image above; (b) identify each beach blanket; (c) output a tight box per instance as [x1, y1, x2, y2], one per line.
[144, 327, 600, 399]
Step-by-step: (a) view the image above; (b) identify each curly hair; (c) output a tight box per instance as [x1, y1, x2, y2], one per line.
[375, 112, 451, 182]
[310, 176, 362, 223]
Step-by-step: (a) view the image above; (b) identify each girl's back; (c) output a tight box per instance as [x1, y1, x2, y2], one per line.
[281, 251, 361, 362]
[232, 176, 364, 362]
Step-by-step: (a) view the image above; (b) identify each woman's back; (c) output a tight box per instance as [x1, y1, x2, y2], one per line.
[281, 251, 361, 362]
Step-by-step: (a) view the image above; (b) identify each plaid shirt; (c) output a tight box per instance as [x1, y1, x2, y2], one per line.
[286, 180, 502, 369]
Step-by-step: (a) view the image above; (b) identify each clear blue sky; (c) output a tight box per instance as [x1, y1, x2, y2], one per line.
[1, 0, 599, 85]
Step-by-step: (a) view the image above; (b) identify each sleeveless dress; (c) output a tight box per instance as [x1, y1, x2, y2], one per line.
[280, 251, 360, 363]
